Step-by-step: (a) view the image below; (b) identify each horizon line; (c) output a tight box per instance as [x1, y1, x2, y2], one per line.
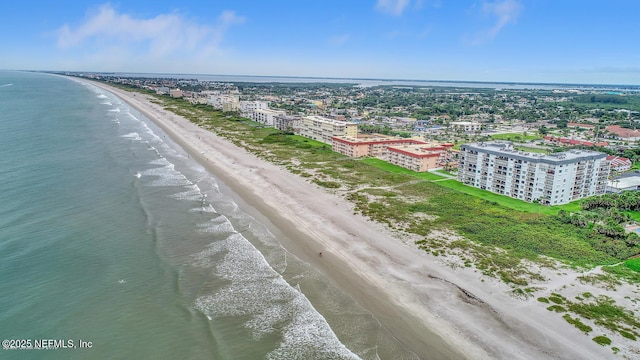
[9, 69, 640, 88]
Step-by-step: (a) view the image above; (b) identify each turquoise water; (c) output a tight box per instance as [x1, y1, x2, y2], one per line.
[0, 72, 414, 359]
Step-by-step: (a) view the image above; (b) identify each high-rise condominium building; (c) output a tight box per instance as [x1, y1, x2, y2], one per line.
[458, 142, 610, 205]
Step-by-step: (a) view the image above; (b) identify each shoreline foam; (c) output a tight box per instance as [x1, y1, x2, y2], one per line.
[86, 80, 616, 359]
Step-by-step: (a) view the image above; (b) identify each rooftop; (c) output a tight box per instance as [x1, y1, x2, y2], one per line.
[387, 143, 453, 158]
[304, 115, 357, 125]
[609, 173, 640, 190]
[332, 133, 425, 145]
[462, 141, 608, 164]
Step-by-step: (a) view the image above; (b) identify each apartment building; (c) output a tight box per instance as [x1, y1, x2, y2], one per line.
[385, 143, 455, 172]
[458, 142, 610, 205]
[273, 114, 301, 132]
[331, 134, 425, 158]
[252, 108, 286, 126]
[239, 100, 268, 117]
[298, 116, 357, 144]
[450, 121, 482, 132]
[606, 155, 632, 173]
[208, 93, 240, 111]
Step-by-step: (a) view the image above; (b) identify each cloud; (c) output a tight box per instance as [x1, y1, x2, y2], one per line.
[375, 0, 411, 16]
[469, 0, 522, 44]
[55, 4, 245, 59]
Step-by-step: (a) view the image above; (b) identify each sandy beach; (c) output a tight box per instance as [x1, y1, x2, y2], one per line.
[87, 80, 624, 359]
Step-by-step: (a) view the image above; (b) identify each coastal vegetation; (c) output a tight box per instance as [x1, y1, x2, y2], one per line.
[538, 292, 639, 349]
[556, 192, 640, 260]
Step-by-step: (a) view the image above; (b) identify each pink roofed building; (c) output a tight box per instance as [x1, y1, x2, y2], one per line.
[544, 135, 608, 147]
[384, 143, 455, 172]
[605, 125, 640, 141]
[606, 155, 632, 173]
[331, 134, 425, 158]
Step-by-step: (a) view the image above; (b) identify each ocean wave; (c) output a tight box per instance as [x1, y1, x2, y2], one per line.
[0, 83, 13, 87]
[127, 113, 140, 122]
[147, 174, 193, 187]
[194, 232, 360, 359]
[195, 216, 236, 236]
[139, 159, 194, 187]
[170, 184, 203, 201]
[121, 132, 142, 141]
[189, 205, 216, 213]
[148, 158, 171, 166]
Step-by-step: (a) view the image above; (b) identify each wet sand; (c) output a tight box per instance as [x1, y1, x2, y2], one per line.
[89, 80, 615, 360]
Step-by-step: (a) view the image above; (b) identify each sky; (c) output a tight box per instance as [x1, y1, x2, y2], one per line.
[1, 1, 639, 85]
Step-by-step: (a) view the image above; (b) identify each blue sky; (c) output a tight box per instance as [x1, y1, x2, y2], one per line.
[1, 1, 639, 84]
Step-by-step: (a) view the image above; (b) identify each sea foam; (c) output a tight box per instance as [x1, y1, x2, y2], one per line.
[194, 230, 360, 359]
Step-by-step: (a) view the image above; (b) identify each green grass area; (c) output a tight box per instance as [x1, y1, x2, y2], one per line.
[491, 132, 542, 142]
[625, 257, 640, 272]
[359, 158, 447, 181]
[623, 211, 640, 222]
[432, 179, 582, 215]
[433, 169, 455, 177]
[260, 132, 329, 149]
[361, 158, 580, 215]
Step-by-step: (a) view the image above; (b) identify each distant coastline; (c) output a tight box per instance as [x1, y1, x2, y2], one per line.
[38, 69, 640, 91]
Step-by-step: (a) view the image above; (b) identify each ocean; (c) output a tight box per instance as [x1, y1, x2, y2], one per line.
[0, 71, 415, 359]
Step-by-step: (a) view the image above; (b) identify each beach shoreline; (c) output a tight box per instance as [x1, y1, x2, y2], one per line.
[86, 79, 617, 359]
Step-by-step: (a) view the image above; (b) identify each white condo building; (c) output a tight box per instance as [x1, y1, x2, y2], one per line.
[450, 121, 482, 132]
[239, 101, 268, 117]
[252, 108, 286, 126]
[298, 116, 358, 144]
[458, 142, 610, 205]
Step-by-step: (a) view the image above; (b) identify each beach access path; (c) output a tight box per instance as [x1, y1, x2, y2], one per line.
[88, 80, 615, 360]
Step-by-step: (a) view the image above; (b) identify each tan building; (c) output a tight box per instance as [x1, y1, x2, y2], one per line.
[209, 93, 240, 111]
[299, 116, 357, 144]
[385, 143, 455, 172]
[331, 134, 425, 158]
